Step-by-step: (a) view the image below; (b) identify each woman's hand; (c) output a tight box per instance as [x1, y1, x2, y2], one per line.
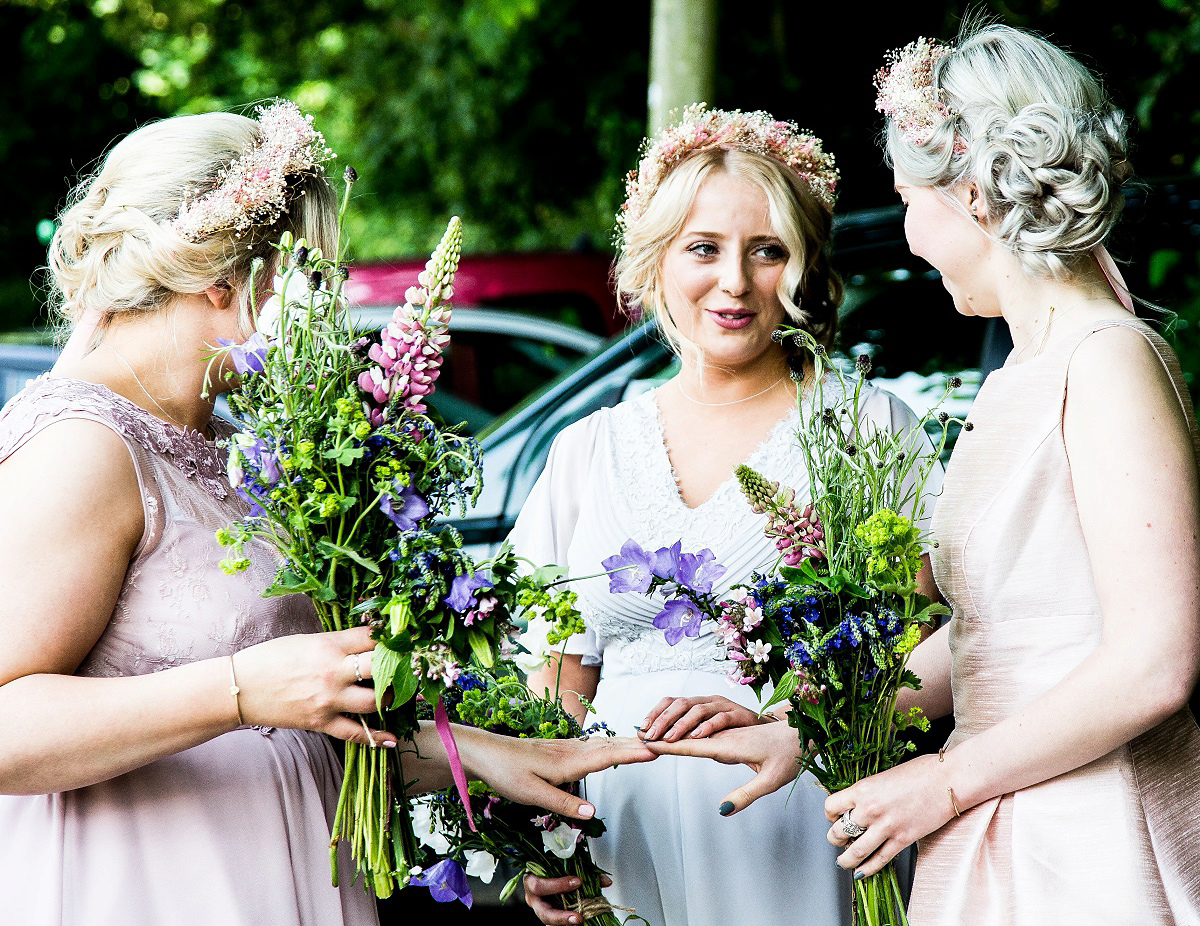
[644, 718, 802, 814]
[523, 872, 613, 926]
[824, 753, 955, 879]
[638, 694, 769, 742]
[232, 625, 398, 746]
[454, 731, 655, 819]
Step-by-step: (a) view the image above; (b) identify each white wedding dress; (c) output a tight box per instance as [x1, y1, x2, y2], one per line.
[509, 379, 939, 926]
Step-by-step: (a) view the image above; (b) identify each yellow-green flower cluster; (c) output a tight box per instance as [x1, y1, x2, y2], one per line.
[854, 508, 922, 587]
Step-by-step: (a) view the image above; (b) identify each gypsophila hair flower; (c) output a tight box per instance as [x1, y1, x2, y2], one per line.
[615, 103, 839, 248]
[174, 99, 334, 242]
[874, 37, 966, 154]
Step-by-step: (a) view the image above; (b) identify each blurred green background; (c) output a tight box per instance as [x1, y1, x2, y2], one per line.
[4, 0, 1200, 384]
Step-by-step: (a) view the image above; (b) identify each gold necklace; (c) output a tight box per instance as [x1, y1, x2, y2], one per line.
[1009, 297, 1102, 362]
[107, 344, 190, 431]
[676, 372, 788, 407]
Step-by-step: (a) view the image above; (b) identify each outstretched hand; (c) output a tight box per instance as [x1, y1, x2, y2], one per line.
[458, 730, 656, 821]
[643, 719, 802, 815]
[638, 694, 768, 742]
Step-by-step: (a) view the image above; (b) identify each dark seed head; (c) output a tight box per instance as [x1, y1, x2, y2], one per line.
[964, 421, 974, 431]
[855, 354, 872, 375]
[845, 444, 857, 456]
[770, 329, 785, 344]
[337, 266, 351, 280]
[294, 245, 309, 265]
[344, 166, 358, 184]
[937, 411, 949, 424]
[949, 375, 963, 389]
[309, 270, 323, 289]
[814, 344, 828, 357]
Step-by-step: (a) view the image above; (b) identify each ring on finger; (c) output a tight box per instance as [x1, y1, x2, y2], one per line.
[839, 810, 867, 839]
[351, 652, 363, 683]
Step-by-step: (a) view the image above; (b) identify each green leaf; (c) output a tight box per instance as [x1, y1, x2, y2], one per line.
[324, 445, 366, 465]
[263, 568, 323, 597]
[760, 668, 798, 712]
[372, 643, 402, 713]
[315, 538, 381, 574]
[391, 662, 419, 709]
[468, 628, 496, 668]
[530, 564, 568, 585]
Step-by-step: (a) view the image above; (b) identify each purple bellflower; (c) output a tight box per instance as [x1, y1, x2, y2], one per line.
[409, 858, 473, 907]
[444, 571, 494, 613]
[602, 539, 656, 594]
[380, 481, 429, 532]
[653, 598, 704, 646]
[217, 334, 270, 375]
[674, 548, 726, 595]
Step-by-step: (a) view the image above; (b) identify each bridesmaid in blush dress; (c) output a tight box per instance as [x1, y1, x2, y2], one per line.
[0, 105, 650, 926]
[652, 24, 1200, 926]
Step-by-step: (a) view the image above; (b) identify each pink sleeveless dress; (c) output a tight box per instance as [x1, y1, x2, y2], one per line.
[0, 377, 379, 926]
[913, 319, 1200, 925]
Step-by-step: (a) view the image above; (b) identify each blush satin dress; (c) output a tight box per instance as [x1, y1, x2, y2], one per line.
[912, 318, 1200, 926]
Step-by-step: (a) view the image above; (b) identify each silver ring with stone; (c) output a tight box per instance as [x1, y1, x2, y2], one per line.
[352, 652, 363, 683]
[839, 810, 867, 839]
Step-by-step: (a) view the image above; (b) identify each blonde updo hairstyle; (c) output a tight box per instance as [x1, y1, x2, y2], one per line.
[615, 147, 843, 361]
[47, 111, 337, 339]
[886, 24, 1131, 279]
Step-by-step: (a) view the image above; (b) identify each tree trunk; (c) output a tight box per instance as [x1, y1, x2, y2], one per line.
[648, 0, 717, 133]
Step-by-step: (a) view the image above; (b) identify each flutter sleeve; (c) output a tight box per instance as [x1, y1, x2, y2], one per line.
[506, 413, 606, 666]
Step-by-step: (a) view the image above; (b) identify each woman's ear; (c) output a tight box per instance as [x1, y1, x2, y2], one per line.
[961, 182, 990, 224]
[204, 282, 234, 310]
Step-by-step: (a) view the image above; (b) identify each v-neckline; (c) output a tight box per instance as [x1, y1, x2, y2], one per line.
[646, 388, 802, 512]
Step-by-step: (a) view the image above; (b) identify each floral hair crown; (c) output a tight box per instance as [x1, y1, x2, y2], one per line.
[615, 103, 839, 248]
[874, 37, 966, 154]
[173, 99, 335, 243]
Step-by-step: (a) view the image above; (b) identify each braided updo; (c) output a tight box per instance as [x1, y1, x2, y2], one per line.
[46, 111, 336, 336]
[886, 24, 1131, 279]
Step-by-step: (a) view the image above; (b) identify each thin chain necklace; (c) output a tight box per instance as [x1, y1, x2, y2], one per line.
[107, 344, 190, 431]
[676, 372, 788, 407]
[1010, 297, 1104, 362]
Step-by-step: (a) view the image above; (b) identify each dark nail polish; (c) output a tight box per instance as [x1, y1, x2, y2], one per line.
[718, 801, 735, 816]
[854, 870, 866, 881]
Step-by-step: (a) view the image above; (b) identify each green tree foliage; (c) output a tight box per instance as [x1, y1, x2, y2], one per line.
[86, 0, 649, 259]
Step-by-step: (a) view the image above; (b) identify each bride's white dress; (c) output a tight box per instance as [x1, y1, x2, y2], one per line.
[510, 381, 938, 926]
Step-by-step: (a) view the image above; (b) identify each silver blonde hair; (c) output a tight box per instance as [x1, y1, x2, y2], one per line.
[885, 23, 1131, 279]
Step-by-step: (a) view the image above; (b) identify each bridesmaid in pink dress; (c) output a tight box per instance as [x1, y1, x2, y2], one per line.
[0, 106, 650, 926]
[650, 23, 1200, 926]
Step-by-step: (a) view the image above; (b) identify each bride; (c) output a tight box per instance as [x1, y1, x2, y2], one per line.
[513, 105, 941, 926]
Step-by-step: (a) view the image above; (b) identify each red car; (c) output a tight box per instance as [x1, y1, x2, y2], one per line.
[343, 251, 626, 337]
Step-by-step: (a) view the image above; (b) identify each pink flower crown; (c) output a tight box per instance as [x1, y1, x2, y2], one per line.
[874, 37, 966, 155]
[615, 104, 839, 248]
[174, 99, 335, 243]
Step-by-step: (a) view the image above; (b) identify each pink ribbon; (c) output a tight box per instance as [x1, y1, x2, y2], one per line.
[434, 696, 477, 832]
[1093, 244, 1134, 312]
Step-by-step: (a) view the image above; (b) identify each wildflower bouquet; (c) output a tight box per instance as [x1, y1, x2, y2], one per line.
[409, 651, 631, 925]
[610, 328, 956, 926]
[216, 177, 514, 898]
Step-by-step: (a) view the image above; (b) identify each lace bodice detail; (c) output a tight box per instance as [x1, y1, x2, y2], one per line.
[0, 376, 317, 682]
[508, 381, 939, 679]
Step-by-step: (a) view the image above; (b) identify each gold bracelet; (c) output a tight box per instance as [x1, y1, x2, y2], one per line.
[947, 786, 962, 817]
[228, 654, 245, 727]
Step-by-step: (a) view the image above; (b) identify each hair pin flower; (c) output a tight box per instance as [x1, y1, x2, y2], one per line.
[874, 37, 966, 155]
[174, 99, 334, 242]
[615, 103, 839, 248]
